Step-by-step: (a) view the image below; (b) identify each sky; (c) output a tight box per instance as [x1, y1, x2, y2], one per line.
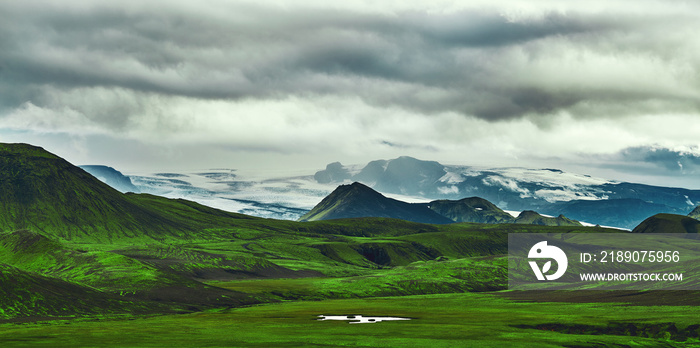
[1, 0, 700, 188]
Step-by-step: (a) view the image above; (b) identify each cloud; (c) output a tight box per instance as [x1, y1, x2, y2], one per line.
[2, 1, 698, 124]
[1, 0, 700, 183]
[615, 146, 700, 175]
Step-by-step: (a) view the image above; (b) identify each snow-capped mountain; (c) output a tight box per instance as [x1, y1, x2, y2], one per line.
[83, 156, 700, 229]
[313, 157, 699, 229]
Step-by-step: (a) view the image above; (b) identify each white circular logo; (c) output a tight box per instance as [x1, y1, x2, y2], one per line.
[528, 241, 568, 281]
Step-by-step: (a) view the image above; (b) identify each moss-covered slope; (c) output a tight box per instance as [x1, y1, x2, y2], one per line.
[0, 143, 258, 242]
[632, 213, 700, 233]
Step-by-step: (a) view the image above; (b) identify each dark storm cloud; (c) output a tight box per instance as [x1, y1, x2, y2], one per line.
[1, 1, 699, 129]
[409, 11, 598, 48]
[621, 146, 700, 174]
[598, 146, 700, 177]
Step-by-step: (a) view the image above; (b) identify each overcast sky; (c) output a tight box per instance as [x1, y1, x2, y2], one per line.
[1, 0, 699, 187]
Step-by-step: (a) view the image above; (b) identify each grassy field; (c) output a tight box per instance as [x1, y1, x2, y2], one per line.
[3, 226, 698, 347]
[1, 292, 698, 347]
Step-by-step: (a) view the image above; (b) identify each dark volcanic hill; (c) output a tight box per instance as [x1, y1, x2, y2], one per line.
[632, 213, 700, 234]
[427, 197, 515, 224]
[298, 182, 453, 224]
[0, 143, 256, 242]
[300, 182, 580, 226]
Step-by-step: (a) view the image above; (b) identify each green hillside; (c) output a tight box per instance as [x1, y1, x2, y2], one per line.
[0, 263, 168, 321]
[632, 213, 700, 233]
[0, 143, 260, 243]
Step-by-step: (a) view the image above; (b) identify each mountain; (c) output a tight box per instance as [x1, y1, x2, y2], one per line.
[426, 198, 580, 226]
[372, 156, 446, 196]
[316, 156, 446, 196]
[551, 199, 684, 229]
[0, 143, 257, 242]
[79, 165, 140, 193]
[632, 213, 700, 234]
[689, 206, 700, 220]
[427, 197, 516, 224]
[512, 211, 581, 226]
[298, 182, 453, 224]
[314, 162, 351, 184]
[87, 155, 700, 229]
[312, 157, 700, 229]
[299, 182, 580, 226]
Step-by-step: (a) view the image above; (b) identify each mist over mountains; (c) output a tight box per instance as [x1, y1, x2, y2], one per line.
[81, 156, 700, 230]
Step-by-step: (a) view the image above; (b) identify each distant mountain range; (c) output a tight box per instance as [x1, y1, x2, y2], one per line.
[75, 155, 700, 229]
[312, 156, 700, 229]
[300, 182, 582, 227]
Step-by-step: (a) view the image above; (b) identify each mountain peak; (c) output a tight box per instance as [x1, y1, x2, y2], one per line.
[326, 182, 385, 201]
[298, 182, 452, 224]
[0, 143, 60, 159]
[513, 210, 581, 226]
[633, 213, 700, 233]
[346, 181, 378, 192]
[314, 162, 351, 184]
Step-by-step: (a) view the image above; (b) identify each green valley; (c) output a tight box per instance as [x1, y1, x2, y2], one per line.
[0, 143, 699, 347]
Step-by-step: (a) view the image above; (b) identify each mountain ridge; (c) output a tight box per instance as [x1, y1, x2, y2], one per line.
[312, 157, 700, 229]
[298, 182, 453, 224]
[0, 143, 257, 242]
[428, 197, 514, 224]
[632, 213, 700, 234]
[85, 155, 700, 229]
[299, 182, 581, 226]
